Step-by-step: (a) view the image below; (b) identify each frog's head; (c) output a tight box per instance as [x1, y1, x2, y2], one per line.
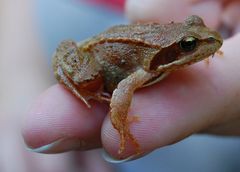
[180, 15, 223, 59]
[150, 15, 223, 72]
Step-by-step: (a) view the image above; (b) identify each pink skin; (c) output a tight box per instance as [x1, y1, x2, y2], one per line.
[23, 84, 108, 150]
[125, 0, 222, 28]
[22, 0, 240, 160]
[1, 0, 113, 171]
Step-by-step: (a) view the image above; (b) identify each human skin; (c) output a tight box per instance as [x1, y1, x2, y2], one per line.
[22, 0, 240, 161]
[0, 0, 113, 171]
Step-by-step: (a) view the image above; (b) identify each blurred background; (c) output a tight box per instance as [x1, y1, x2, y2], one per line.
[0, 0, 240, 171]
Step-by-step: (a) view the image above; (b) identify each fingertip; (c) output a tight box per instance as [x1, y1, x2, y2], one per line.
[190, 1, 222, 28]
[101, 116, 148, 160]
[22, 84, 108, 152]
[101, 106, 173, 160]
[101, 87, 178, 159]
[234, 25, 240, 34]
[125, 0, 190, 23]
[125, 0, 222, 29]
[101, 64, 226, 160]
[222, 1, 240, 33]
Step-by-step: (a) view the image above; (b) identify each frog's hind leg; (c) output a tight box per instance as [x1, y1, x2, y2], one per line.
[110, 68, 154, 154]
[56, 66, 91, 108]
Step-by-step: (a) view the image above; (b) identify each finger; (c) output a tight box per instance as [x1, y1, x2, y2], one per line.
[102, 34, 240, 160]
[125, 0, 222, 28]
[22, 84, 108, 153]
[189, 0, 222, 28]
[125, 0, 190, 23]
[102, 65, 221, 160]
[204, 33, 240, 134]
[236, 24, 240, 34]
[222, 1, 240, 34]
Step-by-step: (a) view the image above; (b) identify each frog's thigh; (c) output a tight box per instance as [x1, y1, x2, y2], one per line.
[110, 69, 154, 154]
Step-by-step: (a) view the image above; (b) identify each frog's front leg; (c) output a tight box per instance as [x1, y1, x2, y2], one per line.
[55, 64, 111, 108]
[110, 68, 156, 154]
[55, 65, 91, 108]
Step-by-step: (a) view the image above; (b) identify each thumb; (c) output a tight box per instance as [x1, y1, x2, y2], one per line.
[101, 34, 240, 161]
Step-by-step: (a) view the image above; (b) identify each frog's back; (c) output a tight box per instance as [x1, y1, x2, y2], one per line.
[86, 23, 185, 48]
[80, 23, 185, 92]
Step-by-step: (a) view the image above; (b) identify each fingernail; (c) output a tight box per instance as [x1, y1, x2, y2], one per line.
[101, 149, 151, 163]
[26, 138, 88, 154]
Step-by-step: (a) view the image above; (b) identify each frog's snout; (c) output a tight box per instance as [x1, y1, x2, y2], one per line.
[207, 31, 223, 47]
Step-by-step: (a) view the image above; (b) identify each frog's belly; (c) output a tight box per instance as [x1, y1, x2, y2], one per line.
[101, 64, 132, 93]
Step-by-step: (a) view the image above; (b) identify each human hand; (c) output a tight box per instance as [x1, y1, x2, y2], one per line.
[22, 0, 240, 162]
[0, 0, 113, 171]
[126, 0, 240, 33]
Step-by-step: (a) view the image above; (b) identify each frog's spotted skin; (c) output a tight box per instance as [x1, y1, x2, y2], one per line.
[53, 15, 223, 156]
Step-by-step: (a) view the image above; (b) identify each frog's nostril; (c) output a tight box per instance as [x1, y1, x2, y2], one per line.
[207, 34, 223, 47]
[207, 36, 216, 43]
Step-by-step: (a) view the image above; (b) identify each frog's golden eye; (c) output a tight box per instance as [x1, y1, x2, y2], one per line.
[179, 36, 197, 52]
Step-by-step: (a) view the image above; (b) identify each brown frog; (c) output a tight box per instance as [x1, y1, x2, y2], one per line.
[52, 15, 223, 155]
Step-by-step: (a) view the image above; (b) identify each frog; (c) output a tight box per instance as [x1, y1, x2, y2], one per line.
[52, 15, 223, 155]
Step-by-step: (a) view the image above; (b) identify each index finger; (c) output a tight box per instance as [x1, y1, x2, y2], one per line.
[125, 0, 221, 28]
[22, 84, 108, 153]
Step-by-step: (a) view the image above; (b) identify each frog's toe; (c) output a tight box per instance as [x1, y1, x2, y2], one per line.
[118, 128, 141, 155]
[127, 115, 140, 124]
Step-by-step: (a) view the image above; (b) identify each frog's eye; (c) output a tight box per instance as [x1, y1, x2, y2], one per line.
[179, 36, 197, 52]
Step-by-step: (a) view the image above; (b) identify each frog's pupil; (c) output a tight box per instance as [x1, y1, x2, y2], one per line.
[179, 37, 197, 52]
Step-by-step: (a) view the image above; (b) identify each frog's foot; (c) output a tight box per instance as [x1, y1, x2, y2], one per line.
[112, 114, 141, 154]
[82, 90, 111, 103]
[110, 108, 141, 154]
[118, 126, 141, 155]
[128, 115, 140, 124]
[96, 92, 111, 103]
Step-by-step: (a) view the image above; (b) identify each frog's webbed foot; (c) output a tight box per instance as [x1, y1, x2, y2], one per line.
[56, 66, 91, 108]
[93, 87, 111, 103]
[110, 69, 155, 154]
[84, 90, 111, 103]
